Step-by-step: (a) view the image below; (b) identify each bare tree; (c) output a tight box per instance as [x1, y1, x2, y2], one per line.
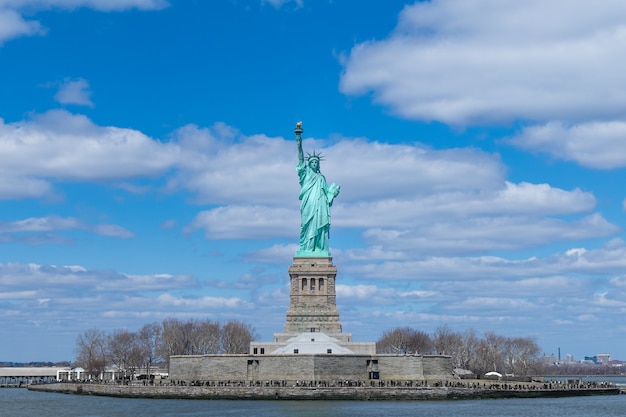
[375, 326, 541, 377]
[159, 317, 232, 363]
[503, 336, 541, 376]
[457, 329, 480, 371]
[139, 322, 162, 379]
[158, 317, 188, 364]
[433, 325, 464, 366]
[75, 328, 108, 379]
[75, 318, 259, 373]
[193, 319, 220, 354]
[107, 329, 138, 380]
[433, 325, 459, 355]
[376, 327, 433, 354]
[220, 320, 258, 354]
[127, 337, 146, 379]
[475, 332, 506, 375]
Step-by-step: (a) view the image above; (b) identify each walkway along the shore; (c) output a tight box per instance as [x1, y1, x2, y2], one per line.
[28, 379, 622, 400]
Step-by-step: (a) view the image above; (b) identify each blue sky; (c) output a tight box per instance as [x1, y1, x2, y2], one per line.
[2, 0, 626, 363]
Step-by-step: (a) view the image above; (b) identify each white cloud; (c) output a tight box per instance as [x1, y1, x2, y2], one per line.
[1, 0, 168, 10]
[336, 284, 438, 303]
[342, 246, 406, 262]
[0, 112, 613, 258]
[610, 276, 626, 288]
[346, 239, 626, 281]
[0, 8, 44, 44]
[454, 297, 537, 313]
[506, 121, 626, 169]
[96, 273, 197, 291]
[244, 243, 299, 264]
[0, 261, 250, 339]
[168, 124, 298, 206]
[155, 293, 253, 309]
[262, 0, 303, 9]
[340, 0, 626, 126]
[0, 216, 134, 239]
[170, 125, 605, 253]
[335, 181, 596, 228]
[0, 216, 82, 232]
[185, 206, 299, 240]
[54, 78, 93, 107]
[593, 291, 626, 308]
[0, 1, 167, 44]
[359, 213, 617, 256]
[0, 262, 195, 293]
[91, 224, 134, 238]
[433, 276, 587, 298]
[338, 0, 626, 172]
[0, 290, 38, 300]
[0, 176, 53, 199]
[170, 127, 504, 206]
[0, 110, 180, 196]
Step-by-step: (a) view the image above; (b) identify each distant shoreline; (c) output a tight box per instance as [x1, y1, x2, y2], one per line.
[28, 381, 621, 401]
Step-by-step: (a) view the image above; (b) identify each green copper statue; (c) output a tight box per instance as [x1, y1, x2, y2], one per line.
[294, 122, 340, 257]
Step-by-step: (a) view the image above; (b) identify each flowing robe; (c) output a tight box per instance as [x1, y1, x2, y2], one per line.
[297, 160, 336, 256]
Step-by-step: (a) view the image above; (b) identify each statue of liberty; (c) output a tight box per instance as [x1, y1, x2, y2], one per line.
[294, 122, 340, 257]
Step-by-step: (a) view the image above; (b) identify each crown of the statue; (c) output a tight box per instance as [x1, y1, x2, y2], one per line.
[306, 151, 324, 161]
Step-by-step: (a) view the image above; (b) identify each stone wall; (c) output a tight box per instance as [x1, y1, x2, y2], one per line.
[28, 382, 621, 400]
[422, 355, 454, 379]
[312, 356, 367, 380]
[377, 355, 425, 380]
[169, 353, 453, 382]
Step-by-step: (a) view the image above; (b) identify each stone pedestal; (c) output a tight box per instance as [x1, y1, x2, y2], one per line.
[284, 257, 343, 334]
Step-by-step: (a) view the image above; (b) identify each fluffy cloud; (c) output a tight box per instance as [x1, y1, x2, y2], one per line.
[506, 121, 626, 169]
[0, 176, 52, 199]
[155, 293, 253, 309]
[345, 238, 626, 281]
[332, 242, 626, 345]
[358, 213, 617, 257]
[170, 126, 504, 206]
[336, 284, 438, 304]
[0, 216, 133, 239]
[168, 123, 297, 206]
[0, 262, 251, 334]
[185, 206, 299, 240]
[0, 0, 168, 44]
[0, 110, 180, 199]
[0, 263, 194, 291]
[0, 9, 44, 44]
[336, 182, 596, 228]
[1, 0, 168, 10]
[54, 78, 93, 107]
[338, 0, 626, 170]
[340, 0, 626, 127]
[169, 125, 606, 255]
[262, 0, 303, 9]
[0, 111, 613, 259]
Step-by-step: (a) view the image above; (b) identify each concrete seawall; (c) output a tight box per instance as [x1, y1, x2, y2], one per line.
[28, 382, 620, 400]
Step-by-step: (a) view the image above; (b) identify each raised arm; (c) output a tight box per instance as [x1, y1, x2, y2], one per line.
[295, 121, 304, 163]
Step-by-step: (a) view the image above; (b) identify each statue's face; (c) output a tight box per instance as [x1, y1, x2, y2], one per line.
[309, 158, 319, 171]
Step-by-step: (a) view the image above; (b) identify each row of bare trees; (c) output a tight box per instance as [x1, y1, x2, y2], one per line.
[75, 318, 258, 379]
[377, 326, 542, 376]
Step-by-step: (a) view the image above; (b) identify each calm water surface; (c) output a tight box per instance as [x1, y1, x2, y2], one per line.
[2, 378, 626, 417]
